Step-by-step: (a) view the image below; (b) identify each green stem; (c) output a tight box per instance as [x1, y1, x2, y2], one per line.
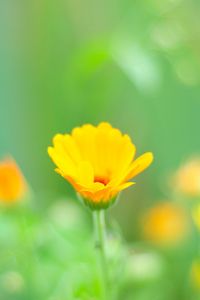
[93, 210, 109, 300]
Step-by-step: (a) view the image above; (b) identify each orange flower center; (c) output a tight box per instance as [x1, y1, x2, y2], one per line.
[94, 176, 109, 186]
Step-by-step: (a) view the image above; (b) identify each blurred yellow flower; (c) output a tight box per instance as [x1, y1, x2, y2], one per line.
[192, 205, 200, 230]
[142, 202, 189, 245]
[0, 157, 26, 203]
[191, 261, 200, 290]
[173, 158, 200, 197]
[48, 122, 153, 209]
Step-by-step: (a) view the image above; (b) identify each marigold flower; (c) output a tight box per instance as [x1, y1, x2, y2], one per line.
[0, 157, 26, 203]
[142, 202, 189, 245]
[172, 158, 200, 197]
[48, 122, 153, 209]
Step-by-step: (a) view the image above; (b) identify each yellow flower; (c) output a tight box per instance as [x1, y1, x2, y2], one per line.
[191, 261, 200, 290]
[173, 158, 200, 197]
[192, 205, 200, 230]
[142, 202, 189, 245]
[48, 122, 153, 209]
[0, 157, 26, 203]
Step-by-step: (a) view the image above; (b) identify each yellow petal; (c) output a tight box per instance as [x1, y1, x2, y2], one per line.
[77, 161, 94, 186]
[94, 126, 135, 179]
[62, 134, 82, 164]
[125, 152, 153, 181]
[110, 134, 136, 179]
[52, 135, 76, 166]
[48, 146, 76, 177]
[116, 181, 135, 192]
[72, 124, 96, 164]
[97, 122, 112, 130]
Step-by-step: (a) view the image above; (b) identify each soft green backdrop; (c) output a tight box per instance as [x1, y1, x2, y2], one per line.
[1, 0, 200, 239]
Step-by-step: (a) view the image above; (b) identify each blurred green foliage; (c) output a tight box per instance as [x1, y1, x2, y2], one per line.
[0, 196, 200, 300]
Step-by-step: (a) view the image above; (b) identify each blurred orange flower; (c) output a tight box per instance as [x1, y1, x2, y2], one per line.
[0, 157, 26, 203]
[48, 122, 153, 209]
[142, 202, 189, 245]
[173, 158, 200, 197]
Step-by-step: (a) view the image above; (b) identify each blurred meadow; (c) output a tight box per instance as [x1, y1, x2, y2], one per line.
[1, 0, 200, 299]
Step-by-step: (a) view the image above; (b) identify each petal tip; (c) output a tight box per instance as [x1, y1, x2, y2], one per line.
[98, 122, 112, 130]
[147, 152, 154, 164]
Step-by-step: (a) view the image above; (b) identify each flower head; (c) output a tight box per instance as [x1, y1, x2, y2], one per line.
[0, 157, 26, 203]
[142, 202, 189, 246]
[48, 122, 153, 209]
[172, 157, 200, 197]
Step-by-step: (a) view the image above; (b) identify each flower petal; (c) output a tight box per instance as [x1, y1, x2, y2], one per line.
[115, 181, 135, 192]
[77, 161, 94, 186]
[48, 146, 76, 177]
[125, 152, 153, 181]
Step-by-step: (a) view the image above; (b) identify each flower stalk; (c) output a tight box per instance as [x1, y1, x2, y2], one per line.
[93, 210, 109, 300]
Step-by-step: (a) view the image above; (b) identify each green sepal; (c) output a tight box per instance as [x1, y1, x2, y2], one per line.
[77, 193, 121, 211]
